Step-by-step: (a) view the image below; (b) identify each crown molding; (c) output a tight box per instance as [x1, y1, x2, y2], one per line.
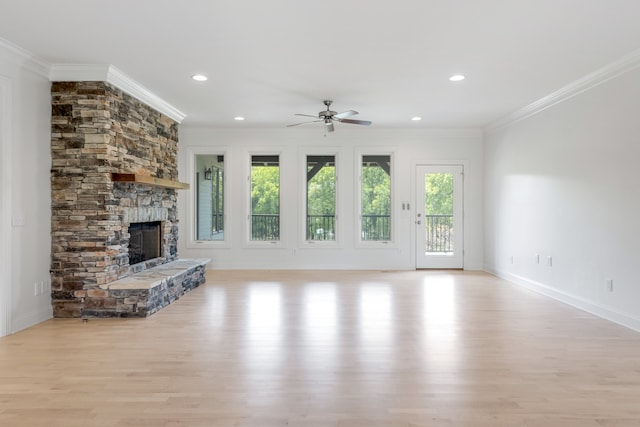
[48, 63, 110, 81]
[0, 37, 51, 78]
[485, 48, 640, 133]
[49, 64, 186, 123]
[105, 66, 186, 123]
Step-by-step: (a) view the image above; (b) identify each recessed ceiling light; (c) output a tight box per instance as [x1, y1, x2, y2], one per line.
[449, 74, 465, 82]
[411, 116, 422, 121]
[234, 116, 245, 121]
[191, 74, 208, 82]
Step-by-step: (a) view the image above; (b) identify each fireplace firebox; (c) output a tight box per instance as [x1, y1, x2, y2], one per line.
[128, 221, 163, 265]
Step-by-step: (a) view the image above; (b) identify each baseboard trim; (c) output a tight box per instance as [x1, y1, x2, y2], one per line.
[484, 265, 640, 333]
[11, 308, 53, 335]
[463, 263, 484, 271]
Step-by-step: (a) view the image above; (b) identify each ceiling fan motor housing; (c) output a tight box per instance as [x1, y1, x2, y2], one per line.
[319, 110, 337, 119]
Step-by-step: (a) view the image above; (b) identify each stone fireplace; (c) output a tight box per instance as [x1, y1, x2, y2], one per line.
[50, 80, 205, 318]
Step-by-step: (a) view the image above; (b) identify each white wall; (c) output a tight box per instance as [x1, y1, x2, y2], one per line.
[0, 40, 53, 334]
[177, 127, 483, 270]
[484, 65, 640, 331]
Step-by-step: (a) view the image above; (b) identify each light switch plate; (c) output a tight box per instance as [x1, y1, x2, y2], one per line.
[12, 215, 25, 227]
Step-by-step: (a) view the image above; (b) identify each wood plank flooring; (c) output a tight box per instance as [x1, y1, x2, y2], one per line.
[1, 270, 640, 426]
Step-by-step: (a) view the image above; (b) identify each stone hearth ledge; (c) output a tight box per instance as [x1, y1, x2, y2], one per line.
[100, 258, 210, 290]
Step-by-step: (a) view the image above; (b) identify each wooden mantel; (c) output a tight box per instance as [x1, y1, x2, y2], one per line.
[111, 173, 190, 190]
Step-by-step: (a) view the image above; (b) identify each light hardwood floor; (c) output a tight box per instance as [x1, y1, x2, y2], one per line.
[1, 270, 640, 426]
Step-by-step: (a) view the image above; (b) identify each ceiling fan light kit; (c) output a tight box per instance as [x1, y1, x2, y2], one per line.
[287, 100, 372, 132]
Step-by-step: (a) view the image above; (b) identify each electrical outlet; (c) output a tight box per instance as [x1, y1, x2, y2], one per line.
[605, 279, 613, 292]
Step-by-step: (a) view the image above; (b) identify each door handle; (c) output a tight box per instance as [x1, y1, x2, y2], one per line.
[416, 220, 421, 225]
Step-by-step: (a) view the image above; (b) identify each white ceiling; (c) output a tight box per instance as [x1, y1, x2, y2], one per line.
[1, 0, 640, 129]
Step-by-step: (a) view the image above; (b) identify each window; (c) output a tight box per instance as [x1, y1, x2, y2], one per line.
[360, 155, 391, 241]
[306, 155, 336, 241]
[251, 155, 280, 241]
[196, 154, 224, 241]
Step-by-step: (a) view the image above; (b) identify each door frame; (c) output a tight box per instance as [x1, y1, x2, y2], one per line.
[413, 161, 467, 270]
[0, 75, 13, 336]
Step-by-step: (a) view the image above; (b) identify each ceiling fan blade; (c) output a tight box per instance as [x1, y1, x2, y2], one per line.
[334, 110, 358, 119]
[287, 120, 322, 127]
[294, 113, 319, 118]
[326, 122, 335, 132]
[338, 118, 372, 126]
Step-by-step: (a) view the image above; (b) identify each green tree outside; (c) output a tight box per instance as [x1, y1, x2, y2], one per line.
[249, 166, 453, 236]
[307, 167, 335, 215]
[361, 166, 390, 216]
[425, 173, 453, 215]
[361, 161, 391, 240]
[251, 166, 280, 214]
[306, 163, 336, 240]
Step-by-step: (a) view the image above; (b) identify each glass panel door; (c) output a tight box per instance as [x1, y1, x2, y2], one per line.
[416, 165, 463, 269]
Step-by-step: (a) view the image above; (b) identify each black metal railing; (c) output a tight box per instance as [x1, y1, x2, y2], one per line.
[307, 214, 336, 240]
[426, 214, 453, 252]
[251, 214, 396, 242]
[361, 214, 391, 241]
[251, 214, 280, 241]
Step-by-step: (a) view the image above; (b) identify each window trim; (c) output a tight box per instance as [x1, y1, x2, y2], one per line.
[299, 148, 342, 248]
[186, 146, 231, 249]
[355, 149, 397, 248]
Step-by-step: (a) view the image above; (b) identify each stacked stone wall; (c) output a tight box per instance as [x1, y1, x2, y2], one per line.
[50, 81, 180, 317]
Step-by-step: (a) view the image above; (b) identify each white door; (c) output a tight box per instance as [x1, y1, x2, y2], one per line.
[416, 165, 463, 269]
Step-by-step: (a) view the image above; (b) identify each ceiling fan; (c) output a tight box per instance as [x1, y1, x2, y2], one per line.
[287, 100, 372, 132]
